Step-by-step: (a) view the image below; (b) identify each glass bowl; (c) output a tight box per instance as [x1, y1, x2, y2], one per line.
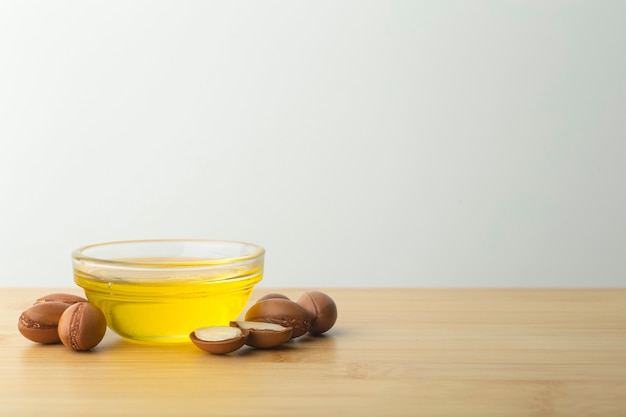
[72, 239, 264, 343]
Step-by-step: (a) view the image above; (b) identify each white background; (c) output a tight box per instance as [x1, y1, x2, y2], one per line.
[1, 1, 624, 288]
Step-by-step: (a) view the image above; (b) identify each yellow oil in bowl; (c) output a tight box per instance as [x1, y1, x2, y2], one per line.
[72, 240, 265, 343]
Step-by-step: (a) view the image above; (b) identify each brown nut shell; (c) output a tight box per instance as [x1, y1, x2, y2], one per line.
[190, 326, 249, 354]
[58, 302, 107, 351]
[231, 321, 293, 348]
[297, 291, 338, 334]
[18, 302, 71, 344]
[34, 293, 88, 305]
[256, 293, 290, 303]
[244, 298, 312, 338]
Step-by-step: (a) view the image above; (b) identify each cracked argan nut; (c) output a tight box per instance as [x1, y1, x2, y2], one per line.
[34, 293, 88, 305]
[18, 302, 71, 344]
[190, 326, 249, 354]
[58, 302, 107, 351]
[244, 298, 312, 338]
[231, 321, 293, 348]
[297, 291, 338, 334]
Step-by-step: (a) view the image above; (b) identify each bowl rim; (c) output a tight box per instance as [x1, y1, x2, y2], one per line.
[72, 239, 265, 268]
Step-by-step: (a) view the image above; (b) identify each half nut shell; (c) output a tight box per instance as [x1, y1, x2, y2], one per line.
[244, 298, 312, 338]
[190, 326, 249, 354]
[231, 321, 293, 348]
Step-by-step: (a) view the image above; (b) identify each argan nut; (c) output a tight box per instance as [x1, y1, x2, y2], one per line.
[231, 321, 293, 348]
[58, 302, 107, 351]
[257, 293, 290, 302]
[190, 326, 249, 354]
[244, 298, 312, 338]
[18, 302, 71, 344]
[34, 293, 88, 305]
[297, 291, 338, 334]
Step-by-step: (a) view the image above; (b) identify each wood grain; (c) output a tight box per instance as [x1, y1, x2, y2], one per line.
[1, 288, 625, 416]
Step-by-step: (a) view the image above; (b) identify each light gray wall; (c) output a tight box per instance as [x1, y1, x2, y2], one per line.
[1, 1, 624, 288]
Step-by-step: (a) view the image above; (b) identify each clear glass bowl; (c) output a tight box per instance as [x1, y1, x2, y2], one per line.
[72, 239, 264, 343]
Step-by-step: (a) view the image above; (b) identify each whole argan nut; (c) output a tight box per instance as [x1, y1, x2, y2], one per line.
[58, 302, 107, 351]
[190, 326, 249, 354]
[244, 298, 312, 338]
[18, 302, 71, 344]
[231, 321, 293, 348]
[256, 293, 290, 303]
[297, 291, 338, 334]
[34, 293, 88, 305]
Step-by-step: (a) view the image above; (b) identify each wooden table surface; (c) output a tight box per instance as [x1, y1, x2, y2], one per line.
[1, 288, 625, 416]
